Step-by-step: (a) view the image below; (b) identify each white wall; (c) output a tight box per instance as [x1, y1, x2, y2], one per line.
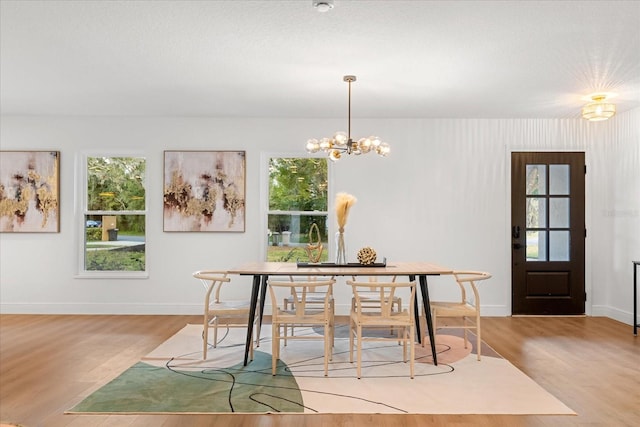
[1, 110, 638, 325]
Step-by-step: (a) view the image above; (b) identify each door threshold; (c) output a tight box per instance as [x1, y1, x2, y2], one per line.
[511, 314, 587, 317]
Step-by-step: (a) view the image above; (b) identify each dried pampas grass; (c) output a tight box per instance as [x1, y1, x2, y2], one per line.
[335, 192, 357, 231]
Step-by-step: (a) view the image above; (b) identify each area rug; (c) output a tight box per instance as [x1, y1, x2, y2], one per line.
[66, 324, 575, 415]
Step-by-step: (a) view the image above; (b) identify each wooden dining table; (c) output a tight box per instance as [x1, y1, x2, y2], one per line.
[228, 261, 453, 366]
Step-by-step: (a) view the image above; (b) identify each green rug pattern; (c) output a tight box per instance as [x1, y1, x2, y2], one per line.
[70, 352, 303, 413]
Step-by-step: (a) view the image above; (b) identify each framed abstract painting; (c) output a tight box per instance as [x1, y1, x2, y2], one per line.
[163, 150, 246, 232]
[0, 151, 60, 233]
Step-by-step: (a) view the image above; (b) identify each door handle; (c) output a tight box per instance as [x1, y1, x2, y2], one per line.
[512, 225, 521, 239]
[513, 243, 523, 249]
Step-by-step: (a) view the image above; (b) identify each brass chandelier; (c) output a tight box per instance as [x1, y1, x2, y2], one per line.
[305, 75, 390, 162]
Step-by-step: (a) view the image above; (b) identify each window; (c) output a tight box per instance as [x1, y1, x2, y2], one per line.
[79, 155, 146, 276]
[267, 157, 329, 262]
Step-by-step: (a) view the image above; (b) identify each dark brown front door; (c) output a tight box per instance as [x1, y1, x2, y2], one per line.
[511, 152, 586, 315]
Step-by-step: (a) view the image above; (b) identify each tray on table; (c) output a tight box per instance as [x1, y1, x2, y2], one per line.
[297, 258, 387, 268]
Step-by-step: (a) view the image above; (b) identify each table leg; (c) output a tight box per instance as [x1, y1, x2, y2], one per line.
[244, 274, 261, 366]
[419, 275, 438, 366]
[257, 275, 268, 345]
[634, 262, 638, 336]
[409, 275, 421, 344]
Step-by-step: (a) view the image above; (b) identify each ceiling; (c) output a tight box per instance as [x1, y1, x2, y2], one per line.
[1, 0, 639, 119]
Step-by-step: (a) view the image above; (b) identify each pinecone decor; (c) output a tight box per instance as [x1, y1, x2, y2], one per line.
[357, 247, 377, 265]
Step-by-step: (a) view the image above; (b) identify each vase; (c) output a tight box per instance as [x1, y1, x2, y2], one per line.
[335, 230, 346, 264]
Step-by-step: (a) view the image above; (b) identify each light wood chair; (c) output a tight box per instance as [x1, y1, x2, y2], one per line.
[268, 279, 336, 376]
[350, 275, 401, 328]
[426, 271, 492, 360]
[283, 275, 335, 345]
[347, 279, 417, 379]
[193, 270, 259, 360]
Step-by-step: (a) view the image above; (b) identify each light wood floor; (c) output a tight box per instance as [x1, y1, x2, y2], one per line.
[1, 315, 638, 427]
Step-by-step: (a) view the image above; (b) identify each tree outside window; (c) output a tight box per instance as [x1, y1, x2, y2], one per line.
[267, 157, 328, 262]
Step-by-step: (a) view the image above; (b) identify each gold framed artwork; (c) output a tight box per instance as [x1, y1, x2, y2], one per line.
[0, 151, 60, 233]
[163, 150, 246, 232]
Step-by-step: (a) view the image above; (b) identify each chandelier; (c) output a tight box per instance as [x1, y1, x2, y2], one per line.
[305, 75, 390, 162]
[581, 93, 616, 121]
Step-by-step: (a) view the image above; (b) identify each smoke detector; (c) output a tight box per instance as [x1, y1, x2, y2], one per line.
[313, 1, 334, 12]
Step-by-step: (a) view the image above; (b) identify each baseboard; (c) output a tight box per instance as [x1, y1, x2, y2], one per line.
[591, 304, 637, 326]
[3, 303, 633, 326]
[0, 302, 508, 318]
[0, 303, 203, 315]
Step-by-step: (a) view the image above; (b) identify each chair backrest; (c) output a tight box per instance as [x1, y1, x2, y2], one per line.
[287, 275, 335, 293]
[350, 275, 397, 291]
[451, 271, 492, 306]
[347, 280, 416, 320]
[269, 279, 335, 318]
[193, 270, 231, 304]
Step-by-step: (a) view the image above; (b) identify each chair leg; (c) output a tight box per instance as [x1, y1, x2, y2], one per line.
[402, 326, 407, 361]
[271, 322, 278, 375]
[249, 337, 254, 361]
[476, 314, 481, 361]
[463, 316, 469, 349]
[213, 318, 219, 348]
[283, 317, 289, 347]
[203, 317, 209, 360]
[409, 324, 415, 379]
[330, 300, 336, 348]
[324, 320, 330, 376]
[349, 318, 355, 363]
[356, 324, 362, 379]
[255, 314, 261, 348]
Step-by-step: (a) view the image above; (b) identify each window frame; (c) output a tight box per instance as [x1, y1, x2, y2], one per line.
[261, 152, 332, 262]
[75, 151, 149, 279]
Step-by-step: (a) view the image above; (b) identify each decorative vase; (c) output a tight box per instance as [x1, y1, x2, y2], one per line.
[335, 230, 346, 264]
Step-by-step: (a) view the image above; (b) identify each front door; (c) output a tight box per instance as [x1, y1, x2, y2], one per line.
[511, 152, 586, 315]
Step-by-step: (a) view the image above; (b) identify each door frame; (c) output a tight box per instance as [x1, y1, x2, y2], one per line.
[506, 148, 592, 316]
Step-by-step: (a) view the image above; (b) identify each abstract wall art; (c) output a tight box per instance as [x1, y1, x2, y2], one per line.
[163, 150, 246, 232]
[0, 151, 60, 233]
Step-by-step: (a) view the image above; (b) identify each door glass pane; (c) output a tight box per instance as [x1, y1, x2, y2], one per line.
[549, 165, 569, 195]
[526, 164, 546, 195]
[526, 230, 547, 261]
[526, 197, 547, 228]
[549, 230, 570, 261]
[550, 198, 570, 228]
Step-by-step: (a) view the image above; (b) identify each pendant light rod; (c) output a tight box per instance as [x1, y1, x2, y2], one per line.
[344, 75, 355, 141]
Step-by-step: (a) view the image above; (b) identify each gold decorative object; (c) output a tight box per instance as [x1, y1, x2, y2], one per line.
[305, 223, 324, 263]
[335, 192, 357, 264]
[357, 247, 377, 265]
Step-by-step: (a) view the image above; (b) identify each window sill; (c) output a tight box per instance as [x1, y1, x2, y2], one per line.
[74, 271, 149, 280]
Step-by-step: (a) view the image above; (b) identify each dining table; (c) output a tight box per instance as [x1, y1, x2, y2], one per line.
[228, 261, 454, 366]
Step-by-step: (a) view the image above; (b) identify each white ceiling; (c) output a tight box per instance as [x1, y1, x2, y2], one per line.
[1, 0, 639, 119]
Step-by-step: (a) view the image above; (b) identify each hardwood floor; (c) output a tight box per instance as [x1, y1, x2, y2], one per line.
[1, 315, 638, 427]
